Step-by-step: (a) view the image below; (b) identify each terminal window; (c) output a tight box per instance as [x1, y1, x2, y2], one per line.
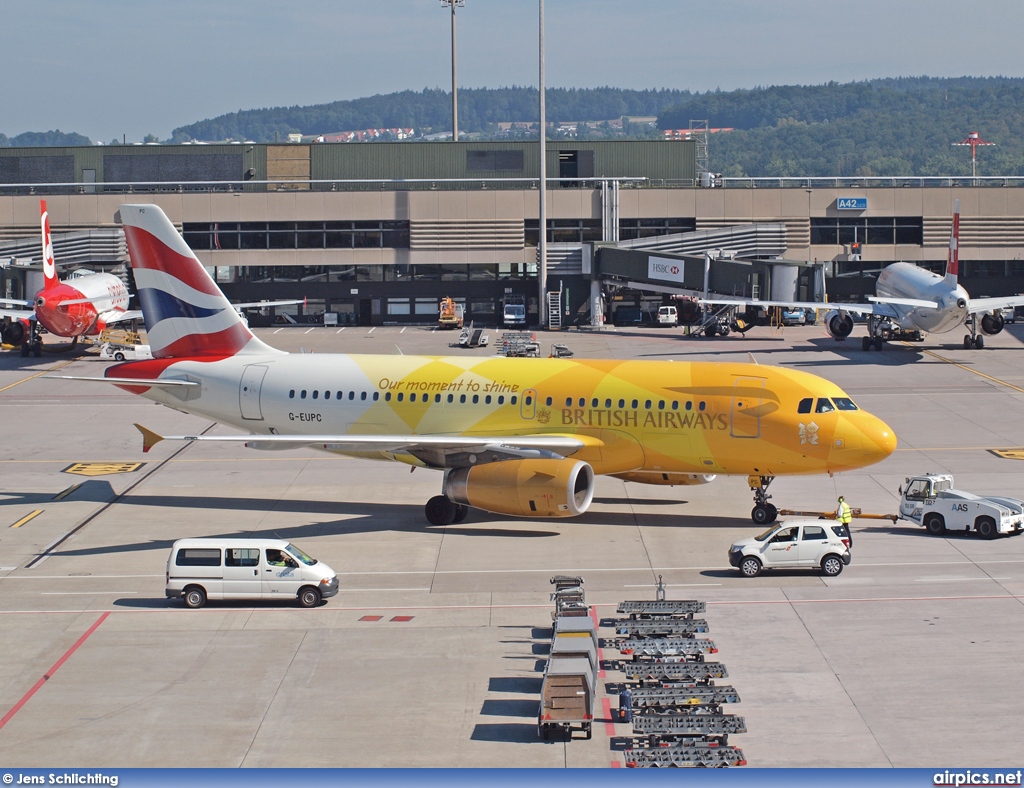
[810, 217, 923, 246]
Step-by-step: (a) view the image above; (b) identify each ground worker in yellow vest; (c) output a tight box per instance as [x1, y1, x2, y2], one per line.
[837, 496, 853, 545]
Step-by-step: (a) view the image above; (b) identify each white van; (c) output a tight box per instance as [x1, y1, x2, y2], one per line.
[166, 538, 339, 608]
[657, 305, 678, 326]
[98, 342, 152, 361]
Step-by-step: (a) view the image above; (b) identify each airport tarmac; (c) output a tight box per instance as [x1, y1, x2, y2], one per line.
[1, 322, 1024, 768]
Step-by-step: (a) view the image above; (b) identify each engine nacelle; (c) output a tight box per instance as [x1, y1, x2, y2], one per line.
[611, 471, 716, 486]
[444, 459, 595, 518]
[981, 312, 1005, 335]
[825, 310, 854, 339]
[1, 319, 29, 346]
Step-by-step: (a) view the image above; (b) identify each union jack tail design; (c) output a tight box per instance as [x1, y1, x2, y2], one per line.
[118, 204, 278, 359]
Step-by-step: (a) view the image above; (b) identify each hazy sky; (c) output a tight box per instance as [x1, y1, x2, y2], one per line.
[4, 0, 1024, 142]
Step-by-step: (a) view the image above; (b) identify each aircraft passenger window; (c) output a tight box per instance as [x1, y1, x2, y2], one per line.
[546, 397, 553, 406]
[300, 390, 307, 399]
[373, 392, 380, 401]
[337, 391, 343, 400]
[658, 401, 665, 410]
[526, 395, 533, 405]
[434, 394, 440, 403]
[409, 393, 416, 402]
[631, 399, 638, 409]
[565, 397, 572, 407]
[699, 402, 706, 411]
[485, 395, 492, 404]
[815, 398, 835, 413]
[579, 398, 585, 407]
[686, 401, 692, 411]
[605, 399, 612, 408]
[498, 396, 505, 405]
[672, 401, 679, 410]
[592, 398, 599, 408]
[348, 391, 355, 400]
[798, 398, 813, 414]
[363, 392, 369, 401]
[447, 394, 454, 403]
[289, 390, 295, 399]
[802, 526, 827, 541]
[460, 394, 466, 403]
[618, 399, 625, 408]
[324, 391, 331, 400]
[510, 395, 517, 404]
[312, 390, 319, 400]
[472, 395, 479, 404]
[833, 397, 859, 411]
[385, 392, 392, 401]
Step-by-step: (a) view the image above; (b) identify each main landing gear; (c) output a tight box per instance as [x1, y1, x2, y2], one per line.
[425, 495, 469, 526]
[964, 314, 985, 349]
[748, 475, 778, 525]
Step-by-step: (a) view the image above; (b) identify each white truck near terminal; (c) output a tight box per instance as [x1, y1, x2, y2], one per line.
[898, 473, 1024, 539]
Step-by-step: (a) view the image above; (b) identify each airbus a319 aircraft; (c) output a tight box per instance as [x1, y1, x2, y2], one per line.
[61, 204, 897, 526]
[707, 200, 1024, 351]
[0, 201, 140, 356]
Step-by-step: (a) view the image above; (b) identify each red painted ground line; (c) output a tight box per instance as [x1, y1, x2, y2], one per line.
[590, 606, 606, 679]
[602, 696, 617, 737]
[0, 611, 109, 731]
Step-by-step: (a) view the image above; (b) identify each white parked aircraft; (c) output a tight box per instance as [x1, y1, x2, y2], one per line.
[706, 200, 1024, 350]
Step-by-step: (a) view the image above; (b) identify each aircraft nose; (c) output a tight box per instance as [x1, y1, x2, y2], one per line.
[863, 414, 897, 462]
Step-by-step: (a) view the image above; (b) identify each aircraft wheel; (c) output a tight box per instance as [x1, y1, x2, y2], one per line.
[964, 335, 972, 349]
[425, 495, 458, 525]
[862, 336, 871, 351]
[32, 343, 42, 358]
[975, 335, 985, 349]
[452, 504, 469, 524]
[873, 337, 884, 350]
[20, 343, 29, 358]
[766, 504, 778, 522]
[704, 325, 717, 338]
[720, 326, 730, 337]
[751, 504, 773, 525]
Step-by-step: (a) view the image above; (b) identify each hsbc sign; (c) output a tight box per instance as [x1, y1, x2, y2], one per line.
[648, 256, 684, 283]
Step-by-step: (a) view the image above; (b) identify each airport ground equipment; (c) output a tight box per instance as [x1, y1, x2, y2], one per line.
[624, 741, 747, 768]
[538, 657, 595, 740]
[618, 638, 718, 659]
[623, 662, 728, 683]
[633, 710, 746, 744]
[553, 614, 599, 651]
[438, 296, 464, 329]
[452, 324, 488, 348]
[628, 684, 740, 710]
[549, 343, 573, 358]
[496, 331, 540, 357]
[550, 635, 598, 671]
[502, 295, 527, 328]
[898, 473, 1024, 538]
[616, 600, 706, 618]
[608, 618, 709, 637]
[776, 507, 898, 523]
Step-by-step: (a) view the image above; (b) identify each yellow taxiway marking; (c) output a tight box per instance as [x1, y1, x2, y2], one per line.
[0, 360, 74, 393]
[10, 510, 43, 528]
[52, 483, 82, 500]
[915, 346, 1024, 394]
[62, 462, 145, 477]
[989, 449, 1024, 461]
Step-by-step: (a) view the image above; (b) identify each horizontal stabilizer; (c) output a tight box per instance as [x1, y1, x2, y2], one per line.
[867, 296, 939, 309]
[46, 374, 199, 387]
[134, 423, 165, 453]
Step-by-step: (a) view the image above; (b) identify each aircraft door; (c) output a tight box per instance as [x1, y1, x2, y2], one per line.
[520, 388, 538, 420]
[731, 377, 766, 438]
[239, 364, 269, 421]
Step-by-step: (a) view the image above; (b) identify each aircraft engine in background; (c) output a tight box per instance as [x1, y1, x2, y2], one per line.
[444, 458, 595, 518]
[1, 318, 30, 346]
[981, 311, 1005, 335]
[611, 471, 716, 485]
[825, 310, 855, 339]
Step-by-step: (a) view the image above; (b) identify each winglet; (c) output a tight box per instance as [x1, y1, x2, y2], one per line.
[134, 423, 165, 453]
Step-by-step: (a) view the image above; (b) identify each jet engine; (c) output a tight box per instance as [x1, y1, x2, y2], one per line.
[1, 318, 29, 346]
[444, 459, 595, 518]
[981, 311, 1005, 335]
[825, 310, 854, 339]
[611, 471, 716, 486]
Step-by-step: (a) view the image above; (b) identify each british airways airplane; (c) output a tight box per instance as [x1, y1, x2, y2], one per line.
[56, 204, 896, 526]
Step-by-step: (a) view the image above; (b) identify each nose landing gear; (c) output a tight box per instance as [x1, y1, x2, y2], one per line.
[749, 475, 778, 525]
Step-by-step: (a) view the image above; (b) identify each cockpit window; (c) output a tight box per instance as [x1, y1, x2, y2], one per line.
[798, 397, 813, 414]
[815, 398, 835, 413]
[833, 397, 859, 411]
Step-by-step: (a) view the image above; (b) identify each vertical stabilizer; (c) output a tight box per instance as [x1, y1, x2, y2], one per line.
[40, 200, 58, 290]
[118, 204, 280, 359]
[944, 199, 961, 288]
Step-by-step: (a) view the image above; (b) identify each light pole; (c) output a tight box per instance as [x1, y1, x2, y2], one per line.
[538, 0, 547, 326]
[440, 0, 464, 142]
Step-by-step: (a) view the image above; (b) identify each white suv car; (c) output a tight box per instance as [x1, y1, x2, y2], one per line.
[728, 519, 852, 578]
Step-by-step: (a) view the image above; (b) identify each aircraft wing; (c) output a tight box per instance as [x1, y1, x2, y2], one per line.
[233, 299, 305, 309]
[134, 423, 587, 468]
[0, 297, 32, 307]
[105, 310, 144, 324]
[967, 296, 1024, 315]
[700, 297, 907, 319]
[0, 306, 35, 320]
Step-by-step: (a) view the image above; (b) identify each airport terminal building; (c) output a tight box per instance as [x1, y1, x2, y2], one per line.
[2, 140, 1024, 325]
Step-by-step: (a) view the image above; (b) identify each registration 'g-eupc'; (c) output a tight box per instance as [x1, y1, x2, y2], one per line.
[70, 204, 896, 526]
